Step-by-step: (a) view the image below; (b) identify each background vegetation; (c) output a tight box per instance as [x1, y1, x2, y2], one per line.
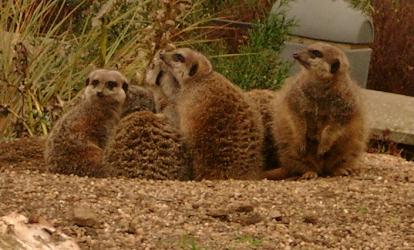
[0, 0, 292, 138]
[1, 0, 412, 140]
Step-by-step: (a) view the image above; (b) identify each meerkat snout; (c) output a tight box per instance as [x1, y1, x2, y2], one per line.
[293, 43, 349, 81]
[84, 69, 129, 105]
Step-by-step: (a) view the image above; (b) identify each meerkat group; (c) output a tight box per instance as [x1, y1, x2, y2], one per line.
[44, 42, 367, 181]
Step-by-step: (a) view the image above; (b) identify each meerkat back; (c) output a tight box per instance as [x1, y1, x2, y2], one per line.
[103, 111, 191, 180]
[245, 89, 280, 171]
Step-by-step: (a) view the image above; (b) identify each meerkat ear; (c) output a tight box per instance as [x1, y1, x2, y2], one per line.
[122, 81, 129, 92]
[85, 77, 90, 86]
[330, 59, 340, 74]
[189, 63, 198, 77]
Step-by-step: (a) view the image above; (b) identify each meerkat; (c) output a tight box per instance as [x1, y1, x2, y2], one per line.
[144, 53, 181, 126]
[245, 89, 280, 170]
[102, 111, 191, 180]
[102, 58, 191, 180]
[158, 48, 264, 180]
[121, 84, 155, 116]
[263, 42, 368, 180]
[44, 69, 128, 177]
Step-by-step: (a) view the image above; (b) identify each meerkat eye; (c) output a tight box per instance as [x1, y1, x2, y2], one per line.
[309, 50, 323, 58]
[172, 53, 185, 63]
[106, 80, 117, 90]
[92, 79, 99, 86]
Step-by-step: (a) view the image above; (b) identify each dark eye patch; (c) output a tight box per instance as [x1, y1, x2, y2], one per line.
[107, 80, 117, 90]
[189, 63, 198, 77]
[92, 79, 99, 86]
[155, 71, 164, 86]
[122, 81, 128, 92]
[330, 59, 341, 74]
[172, 53, 185, 63]
[309, 50, 323, 58]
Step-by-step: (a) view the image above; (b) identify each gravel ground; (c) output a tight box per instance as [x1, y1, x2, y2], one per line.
[1, 139, 414, 249]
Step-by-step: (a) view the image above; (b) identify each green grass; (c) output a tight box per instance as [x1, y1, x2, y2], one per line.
[236, 234, 263, 248]
[179, 234, 206, 250]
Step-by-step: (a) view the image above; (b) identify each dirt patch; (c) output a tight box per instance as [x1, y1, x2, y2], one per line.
[0, 138, 414, 249]
[0, 137, 46, 172]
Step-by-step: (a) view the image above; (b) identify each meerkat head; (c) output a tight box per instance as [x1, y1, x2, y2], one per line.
[158, 48, 213, 86]
[84, 69, 128, 105]
[145, 53, 182, 112]
[293, 42, 350, 81]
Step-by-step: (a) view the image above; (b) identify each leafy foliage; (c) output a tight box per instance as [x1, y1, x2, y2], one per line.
[199, 5, 294, 90]
[0, 0, 293, 138]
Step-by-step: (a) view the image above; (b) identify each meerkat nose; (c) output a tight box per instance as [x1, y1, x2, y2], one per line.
[97, 92, 104, 97]
[293, 53, 300, 60]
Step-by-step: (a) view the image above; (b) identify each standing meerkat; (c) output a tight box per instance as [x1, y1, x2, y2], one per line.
[159, 48, 264, 180]
[44, 69, 128, 177]
[245, 89, 280, 170]
[102, 60, 191, 180]
[263, 42, 368, 180]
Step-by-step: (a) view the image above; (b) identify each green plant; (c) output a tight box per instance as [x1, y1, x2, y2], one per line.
[200, 7, 295, 90]
[347, 0, 374, 14]
[179, 234, 205, 250]
[0, 0, 210, 138]
[0, 0, 293, 138]
[236, 234, 263, 248]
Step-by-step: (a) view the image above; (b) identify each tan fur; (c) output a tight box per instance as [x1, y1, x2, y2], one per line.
[245, 89, 280, 170]
[103, 111, 191, 180]
[145, 56, 180, 125]
[263, 42, 368, 180]
[122, 84, 155, 116]
[44, 69, 128, 177]
[159, 48, 264, 180]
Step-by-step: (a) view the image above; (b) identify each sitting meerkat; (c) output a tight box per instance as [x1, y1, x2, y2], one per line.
[44, 69, 128, 177]
[102, 60, 191, 180]
[263, 42, 368, 180]
[245, 89, 280, 170]
[159, 48, 264, 180]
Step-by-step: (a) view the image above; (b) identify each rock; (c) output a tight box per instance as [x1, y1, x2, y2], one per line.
[269, 211, 283, 222]
[363, 89, 414, 145]
[233, 204, 255, 213]
[73, 206, 100, 228]
[0, 212, 80, 250]
[303, 214, 318, 224]
[207, 209, 229, 222]
[236, 212, 263, 226]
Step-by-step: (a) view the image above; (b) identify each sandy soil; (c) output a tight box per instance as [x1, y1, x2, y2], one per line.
[0, 138, 414, 249]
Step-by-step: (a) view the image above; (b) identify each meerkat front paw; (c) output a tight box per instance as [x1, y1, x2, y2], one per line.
[332, 166, 356, 177]
[317, 141, 331, 156]
[300, 171, 318, 180]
